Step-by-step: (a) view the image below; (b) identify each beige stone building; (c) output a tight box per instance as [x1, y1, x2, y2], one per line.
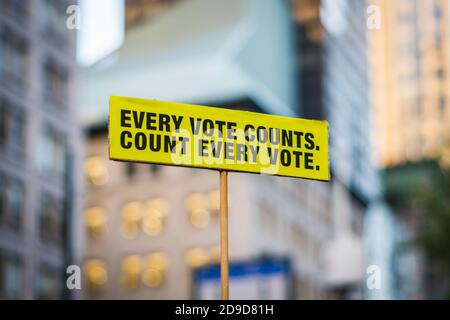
[80, 0, 378, 300]
[84, 129, 338, 299]
[369, 0, 450, 167]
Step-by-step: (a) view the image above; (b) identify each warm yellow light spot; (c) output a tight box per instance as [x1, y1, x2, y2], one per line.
[147, 252, 169, 271]
[85, 207, 107, 238]
[185, 193, 206, 211]
[122, 202, 143, 222]
[147, 198, 169, 217]
[208, 245, 221, 263]
[121, 202, 143, 238]
[190, 208, 210, 228]
[185, 248, 208, 268]
[85, 156, 109, 186]
[142, 268, 163, 288]
[208, 190, 220, 216]
[141, 252, 168, 288]
[121, 255, 142, 289]
[142, 215, 163, 236]
[120, 222, 140, 239]
[84, 260, 107, 289]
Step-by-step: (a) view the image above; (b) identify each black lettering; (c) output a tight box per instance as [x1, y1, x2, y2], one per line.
[171, 115, 183, 132]
[163, 135, 177, 153]
[267, 147, 279, 165]
[132, 110, 145, 129]
[121, 109, 131, 127]
[199, 139, 208, 156]
[135, 132, 146, 150]
[293, 131, 304, 148]
[280, 149, 291, 166]
[120, 131, 132, 148]
[281, 130, 292, 147]
[227, 122, 237, 140]
[293, 151, 303, 168]
[215, 120, 226, 138]
[305, 133, 315, 149]
[236, 143, 248, 162]
[305, 152, 314, 169]
[159, 114, 171, 132]
[225, 142, 234, 160]
[149, 134, 161, 152]
[245, 124, 255, 142]
[269, 128, 280, 145]
[202, 119, 214, 136]
[146, 112, 157, 130]
[257, 126, 268, 143]
[190, 118, 202, 135]
[248, 145, 260, 162]
[210, 140, 222, 158]
[179, 137, 189, 155]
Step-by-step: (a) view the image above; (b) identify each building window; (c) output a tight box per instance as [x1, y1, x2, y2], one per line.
[120, 252, 169, 290]
[44, 59, 68, 108]
[37, 127, 67, 182]
[39, 191, 63, 244]
[208, 190, 220, 216]
[85, 156, 109, 186]
[185, 191, 219, 228]
[142, 198, 168, 236]
[0, 254, 23, 299]
[0, 0, 28, 19]
[0, 171, 25, 229]
[42, 0, 69, 47]
[85, 207, 107, 239]
[149, 164, 160, 175]
[439, 96, 446, 113]
[185, 248, 209, 269]
[0, 98, 25, 161]
[436, 68, 445, 80]
[84, 259, 107, 292]
[208, 245, 220, 264]
[0, 27, 27, 93]
[120, 201, 142, 239]
[120, 255, 142, 290]
[126, 163, 136, 179]
[142, 252, 168, 288]
[35, 266, 61, 299]
[120, 198, 169, 238]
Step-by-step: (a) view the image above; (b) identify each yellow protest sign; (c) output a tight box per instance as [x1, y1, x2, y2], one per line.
[109, 96, 329, 181]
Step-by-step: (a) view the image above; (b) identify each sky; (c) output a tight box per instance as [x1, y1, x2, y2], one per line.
[77, 0, 125, 66]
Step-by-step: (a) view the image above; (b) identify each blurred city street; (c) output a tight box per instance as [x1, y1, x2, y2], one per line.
[0, 0, 450, 300]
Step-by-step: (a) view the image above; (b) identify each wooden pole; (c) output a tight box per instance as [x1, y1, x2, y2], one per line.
[219, 170, 229, 300]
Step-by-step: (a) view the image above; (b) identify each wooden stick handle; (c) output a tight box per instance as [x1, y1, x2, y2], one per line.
[220, 170, 229, 300]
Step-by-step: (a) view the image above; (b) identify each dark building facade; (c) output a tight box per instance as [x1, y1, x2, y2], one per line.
[0, 0, 82, 299]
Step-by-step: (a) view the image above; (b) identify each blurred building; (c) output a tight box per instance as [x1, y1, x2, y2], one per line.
[0, 0, 82, 299]
[294, 0, 384, 298]
[80, 0, 380, 299]
[370, 0, 450, 167]
[368, 0, 450, 299]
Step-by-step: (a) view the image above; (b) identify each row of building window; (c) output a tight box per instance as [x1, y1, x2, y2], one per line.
[85, 246, 220, 292]
[85, 191, 220, 239]
[0, 97, 68, 182]
[85, 156, 162, 187]
[0, 0, 28, 20]
[0, 98, 25, 160]
[0, 24, 69, 103]
[1, 0, 71, 46]
[0, 254, 61, 299]
[0, 170, 65, 244]
[0, 172, 23, 228]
